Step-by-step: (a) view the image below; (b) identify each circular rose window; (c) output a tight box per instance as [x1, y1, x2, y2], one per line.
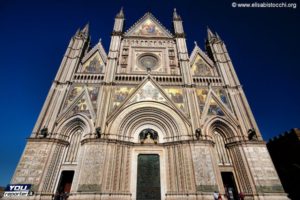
[138, 55, 158, 70]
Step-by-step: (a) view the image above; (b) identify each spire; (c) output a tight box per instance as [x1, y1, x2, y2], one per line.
[116, 7, 124, 18]
[216, 32, 221, 40]
[207, 26, 216, 41]
[173, 8, 181, 20]
[82, 22, 89, 35]
[75, 28, 80, 36]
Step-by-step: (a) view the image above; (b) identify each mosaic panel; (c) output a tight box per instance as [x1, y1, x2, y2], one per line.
[130, 82, 166, 103]
[208, 99, 225, 116]
[164, 88, 186, 113]
[64, 86, 99, 110]
[132, 19, 164, 37]
[87, 86, 99, 108]
[192, 55, 212, 76]
[213, 88, 231, 110]
[69, 96, 91, 118]
[64, 86, 83, 108]
[196, 89, 208, 112]
[82, 53, 104, 73]
[110, 86, 135, 112]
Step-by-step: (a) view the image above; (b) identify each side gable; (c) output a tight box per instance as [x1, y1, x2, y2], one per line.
[190, 45, 214, 66]
[57, 87, 97, 123]
[78, 41, 107, 73]
[124, 12, 173, 38]
[190, 45, 216, 76]
[83, 41, 107, 63]
[199, 89, 237, 126]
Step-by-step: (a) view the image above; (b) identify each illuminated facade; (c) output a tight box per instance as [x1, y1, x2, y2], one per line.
[9, 9, 288, 200]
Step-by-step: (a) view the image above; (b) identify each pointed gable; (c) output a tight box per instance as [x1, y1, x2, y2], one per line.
[68, 95, 93, 118]
[129, 81, 167, 103]
[60, 85, 99, 122]
[197, 88, 237, 125]
[79, 41, 107, 73]
[190, 44, 215, 76]
[107, 77, 190, 123]
[59, 87, 97, 121]
[125, 13, 173, 38]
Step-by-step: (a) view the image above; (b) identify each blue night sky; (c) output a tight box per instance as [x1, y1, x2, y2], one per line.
[0, 0, 299, 186]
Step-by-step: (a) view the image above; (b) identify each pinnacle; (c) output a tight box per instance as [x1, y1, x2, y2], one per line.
[207, 26, 216, 41]
[116, 7, 124, 18]
[82, 22, 89, 35]
[173, 8, 181, 20]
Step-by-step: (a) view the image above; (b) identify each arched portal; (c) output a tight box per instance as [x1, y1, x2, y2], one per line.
[206, 118, 240, 200]
[53, 114, 93, 194]
[107, 102, 190, 200]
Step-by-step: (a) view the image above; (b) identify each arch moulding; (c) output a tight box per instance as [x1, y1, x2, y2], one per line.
[106, 101, 191, 143]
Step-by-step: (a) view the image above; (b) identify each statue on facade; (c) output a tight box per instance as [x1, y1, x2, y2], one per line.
[40, 127, 48, 138]
[139, 129, 158, 144]
[195, 128, 202, 140]
[95, 127, 101, 138]
[248, 128, 258, 141]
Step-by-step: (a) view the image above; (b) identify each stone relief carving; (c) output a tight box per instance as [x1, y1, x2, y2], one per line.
[78, 144, 106, 192]
[12, 142, 50, 191]
[244, 146, 284, 192]
[191, 146, 217, 192]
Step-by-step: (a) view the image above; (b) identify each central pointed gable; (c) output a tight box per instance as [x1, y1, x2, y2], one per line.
[107, 77, 190, 124]
[125, 13, 173, 38]
[129, 81, 167, 103]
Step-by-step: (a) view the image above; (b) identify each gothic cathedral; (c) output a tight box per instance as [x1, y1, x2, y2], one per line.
[9, 9, 288, 200]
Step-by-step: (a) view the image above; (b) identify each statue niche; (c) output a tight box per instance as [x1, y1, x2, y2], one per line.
[139, 129, 158, 144]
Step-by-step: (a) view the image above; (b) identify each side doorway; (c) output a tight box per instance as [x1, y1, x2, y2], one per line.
[55, 171, 74, 200]
[221, 172, 238, 200]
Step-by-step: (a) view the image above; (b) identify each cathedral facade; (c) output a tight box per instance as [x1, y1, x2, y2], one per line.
[9, 9, 288, 200]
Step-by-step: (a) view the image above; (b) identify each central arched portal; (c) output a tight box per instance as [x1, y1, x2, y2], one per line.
[108, 102, 191, 200]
